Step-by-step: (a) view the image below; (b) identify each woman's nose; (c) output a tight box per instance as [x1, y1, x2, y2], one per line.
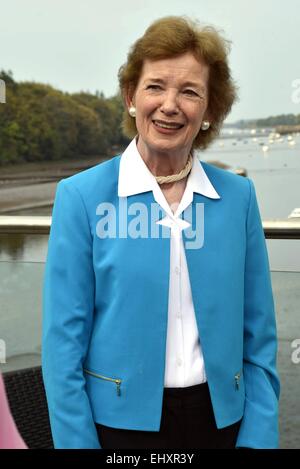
[159, 90, 179, 115]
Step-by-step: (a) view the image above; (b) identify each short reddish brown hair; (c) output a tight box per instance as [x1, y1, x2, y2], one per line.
[118, 16, 238, 150]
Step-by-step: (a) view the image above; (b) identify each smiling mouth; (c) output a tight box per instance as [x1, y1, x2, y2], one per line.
[152, 120, 184, 130]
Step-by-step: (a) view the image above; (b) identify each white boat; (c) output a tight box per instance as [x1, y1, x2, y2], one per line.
[288, 208, 300, 218]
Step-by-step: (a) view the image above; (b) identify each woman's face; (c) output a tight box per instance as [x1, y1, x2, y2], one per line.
[128, 52, 210, 157]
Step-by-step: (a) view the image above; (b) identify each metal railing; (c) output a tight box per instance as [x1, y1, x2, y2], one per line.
[0, 216, 51, 235]
[0, 215, 300, 239]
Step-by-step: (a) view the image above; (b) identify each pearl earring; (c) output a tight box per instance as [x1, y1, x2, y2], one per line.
[201, 120, 210, 131]
[129, 106, 136, 117]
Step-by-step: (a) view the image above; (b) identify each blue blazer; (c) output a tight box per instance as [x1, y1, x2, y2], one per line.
[42, 154, 280, 449]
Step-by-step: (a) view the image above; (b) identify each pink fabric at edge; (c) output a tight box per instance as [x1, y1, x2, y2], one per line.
[0, 373, 27, 449]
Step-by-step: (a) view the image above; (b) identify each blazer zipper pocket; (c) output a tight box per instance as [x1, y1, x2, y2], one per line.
[84, 368, 122, 396]
[234, 372, 241, 390]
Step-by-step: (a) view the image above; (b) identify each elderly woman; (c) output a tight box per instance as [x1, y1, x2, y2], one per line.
[42, 16, 280, 449]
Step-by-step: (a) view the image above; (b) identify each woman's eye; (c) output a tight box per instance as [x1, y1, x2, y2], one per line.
[183, 89, 198, 96]
[146, 84, 162, 90]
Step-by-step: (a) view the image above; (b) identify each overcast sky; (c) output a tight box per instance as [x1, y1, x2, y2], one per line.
[1, 0, 300, 122]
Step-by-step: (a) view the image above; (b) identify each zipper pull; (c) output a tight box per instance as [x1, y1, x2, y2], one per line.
[116, 380, 121, 396]
[234, 373, 241, 390]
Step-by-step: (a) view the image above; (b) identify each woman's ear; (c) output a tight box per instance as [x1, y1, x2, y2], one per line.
[203, 106, 212, 125]
[124, 85, 135, 110]
[202, 109, 211, 123]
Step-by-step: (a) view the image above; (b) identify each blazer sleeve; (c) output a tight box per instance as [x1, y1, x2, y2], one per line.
[236, 178, 280, 449]
[42, 179, 101, 449]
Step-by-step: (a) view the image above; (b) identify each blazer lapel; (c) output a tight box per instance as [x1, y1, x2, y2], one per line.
[124, 191, 172, 322]
[181, 193, 222, 339]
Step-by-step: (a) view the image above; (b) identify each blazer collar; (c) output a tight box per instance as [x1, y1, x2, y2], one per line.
[118, 137, 221, 201]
